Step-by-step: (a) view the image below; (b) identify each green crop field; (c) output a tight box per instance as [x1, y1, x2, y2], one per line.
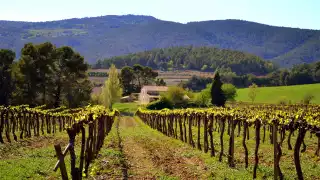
[236, 83, 320, 104]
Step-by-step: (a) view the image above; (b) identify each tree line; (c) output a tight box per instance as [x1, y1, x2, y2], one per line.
[183, 61, 320, 91]
[94, 45, 320, 88]
[94, 46, 276, 75]
[0, 42, 92, 108]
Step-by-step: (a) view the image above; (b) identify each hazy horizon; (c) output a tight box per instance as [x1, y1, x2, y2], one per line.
[1, 0, 319, 30]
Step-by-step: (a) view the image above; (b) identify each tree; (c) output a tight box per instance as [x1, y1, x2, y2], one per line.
[248, 83, 258, 103]
[314, 62, 320, 82]
[195, 90, 210, 107]
[51, 46, 90, 108]
[184, 76, 212, 92]
[163, 86, 188, 108]
[16, 42, 56, 105]
[17, 43, 40, 106]
[155, 78, 166, 86]
[4, 42, 91, 108]
[66, 79, 93, 108]
[210, 72, 226, 107]
[142, 66, 158, 84]
[222, 83, 237, 101]
[133, 64, 144, 88]
[35, 42, 56, 104]
[120, 65, 159, 95]
[0, 49, 15, 106]
[101, 64, 122, 109]
[120, 66, 135, 96]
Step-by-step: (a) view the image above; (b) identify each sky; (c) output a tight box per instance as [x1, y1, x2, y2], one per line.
[0, 0, 319, 29]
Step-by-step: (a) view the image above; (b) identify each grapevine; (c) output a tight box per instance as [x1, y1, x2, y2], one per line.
[136, 104, 320, 180]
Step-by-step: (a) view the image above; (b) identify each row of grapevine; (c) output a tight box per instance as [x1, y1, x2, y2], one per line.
[88, 72, 108, 77]
[0, 105, 75, 143]
[0, 104, 119, 180]
[136, 104, 320, 180]
[53, 105, 119, 180]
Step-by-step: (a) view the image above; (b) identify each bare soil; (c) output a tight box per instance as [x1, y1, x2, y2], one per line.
[119, 117, 208, 179]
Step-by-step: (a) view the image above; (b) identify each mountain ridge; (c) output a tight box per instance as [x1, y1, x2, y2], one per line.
[2, 15, 318, 30]
[0, 14, 319, 67]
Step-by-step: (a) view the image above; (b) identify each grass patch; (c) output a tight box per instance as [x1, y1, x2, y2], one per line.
[113, 102, 139, 114]
[89, 117, 126, 179]
[0, 133, 82, 180]
[236, 83, 320, 104]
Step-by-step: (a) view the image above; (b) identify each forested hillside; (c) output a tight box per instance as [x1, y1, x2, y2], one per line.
[95, 46, 275, 75]
[0, 15, 319, 67]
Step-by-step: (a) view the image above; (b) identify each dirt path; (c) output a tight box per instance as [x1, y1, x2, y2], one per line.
[118, 116, 208, 180]
[120, 117, 158, 179]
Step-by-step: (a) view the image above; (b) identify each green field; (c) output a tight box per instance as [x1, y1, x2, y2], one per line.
[236, 83, 320, 104]
[113, 102, 139, 114]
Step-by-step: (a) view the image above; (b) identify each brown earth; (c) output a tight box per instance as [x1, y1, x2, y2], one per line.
[119, 117, 208, 180]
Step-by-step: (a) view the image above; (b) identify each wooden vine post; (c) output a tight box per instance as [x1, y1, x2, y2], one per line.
[197, 114, 201, 150]
[188, 114, 195, 148]
[294, 122, 307, 180]
[243, 121, 249, 168]
[54, 144, 69, 180]
[253, 120, 261, 179]
[204, 114, 209, 153]
[228, 117, 236, 168]
[79, 126, 86, 180]
[273, 121, 280, 180]
[219, 117, 225, 162]
[208, 115, 215, 157]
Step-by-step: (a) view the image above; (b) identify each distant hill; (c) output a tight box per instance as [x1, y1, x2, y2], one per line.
[96, 46, 275, 75]
[0, 15, 320, 67]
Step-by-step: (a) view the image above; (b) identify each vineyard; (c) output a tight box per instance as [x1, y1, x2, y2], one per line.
[1, 103, 320, 179]
[0, 105, 118, 179]
[136, 104, 320, 180]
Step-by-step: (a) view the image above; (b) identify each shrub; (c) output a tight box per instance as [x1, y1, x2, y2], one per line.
[278, 96, 288, 105]
[302, 93, 314, 105]
[162, 86, 189, 107]
[146, 97, 173, 110]
[194, 91, 211, 107]
[222, 83, 237, 101]
[248, 83, 258, 103]
[90, 93, 101, 105]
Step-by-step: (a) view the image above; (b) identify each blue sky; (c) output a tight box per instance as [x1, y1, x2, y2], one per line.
[1, 0, 319, 29]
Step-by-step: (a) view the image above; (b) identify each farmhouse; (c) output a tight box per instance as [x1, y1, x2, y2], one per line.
[139, 86, 168, 104]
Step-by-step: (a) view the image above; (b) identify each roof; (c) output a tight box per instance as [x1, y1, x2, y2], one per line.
[141, 86, 168, 92]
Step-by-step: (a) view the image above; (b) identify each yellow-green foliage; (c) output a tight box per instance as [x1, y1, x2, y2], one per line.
[101, 64, 123, 108]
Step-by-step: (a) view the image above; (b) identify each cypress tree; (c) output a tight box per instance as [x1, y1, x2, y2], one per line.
[210, 72, 226, 107]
